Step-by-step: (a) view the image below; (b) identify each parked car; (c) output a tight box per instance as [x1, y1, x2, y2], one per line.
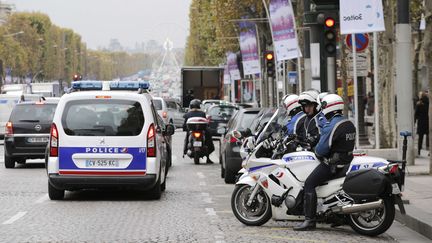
[220, 108, 261, 183]
[202, 99, 229, 112]
[153, 97, 185, 128]
[4, 99, 59, 168]
[206, 104, 239, 137]
[0, 94, 42, 139]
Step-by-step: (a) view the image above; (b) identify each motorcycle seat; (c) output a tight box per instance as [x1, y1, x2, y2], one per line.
[334, 165, 350, 179]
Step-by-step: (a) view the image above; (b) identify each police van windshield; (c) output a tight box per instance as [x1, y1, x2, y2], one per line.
[62, 100, 144, 136]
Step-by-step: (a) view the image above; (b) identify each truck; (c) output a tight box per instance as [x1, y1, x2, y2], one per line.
[181, 66, 224, 107]
[30, 82, 60, 97]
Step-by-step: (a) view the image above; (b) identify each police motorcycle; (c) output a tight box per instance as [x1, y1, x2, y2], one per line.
[185, 117, 209, 164]
[231, 108, 407, 236]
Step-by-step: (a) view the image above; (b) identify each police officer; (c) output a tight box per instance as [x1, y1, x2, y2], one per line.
[183, 99, 215, 164]
[294, 94, 356, 231]
[317, 92, 329, 128]
[283, 94, 305, 136]
[297, 90, 321, 148]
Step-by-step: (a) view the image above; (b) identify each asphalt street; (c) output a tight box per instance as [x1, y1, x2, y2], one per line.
[0, 133, 429, 242]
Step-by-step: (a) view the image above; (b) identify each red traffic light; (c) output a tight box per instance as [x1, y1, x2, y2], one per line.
[265, 52, 274, 61]
[325, 17, 335, 28]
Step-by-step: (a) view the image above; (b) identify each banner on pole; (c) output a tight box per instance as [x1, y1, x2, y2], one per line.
[226, 52, 241, 81]
[340, 0, 385, 34]
[223, 65, 231, 84]
[239, 21, 261, 75]
[269, 0, 301, 61]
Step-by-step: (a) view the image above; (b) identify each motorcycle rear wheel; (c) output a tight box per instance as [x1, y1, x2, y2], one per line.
[347, 197, 395, 236]
[231, 184, 271, 226]
[194, 153, 200, 164]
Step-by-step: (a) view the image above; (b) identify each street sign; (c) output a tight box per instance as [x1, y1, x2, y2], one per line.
[288, 72, 297, 84]
[347, 53, 368, 76]
[345, 33, 369, 52]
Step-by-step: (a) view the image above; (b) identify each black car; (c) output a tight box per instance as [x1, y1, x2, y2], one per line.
[220, 108, 261, 183]
[4, 100, 58, 168]
[206, 104, 239, 137]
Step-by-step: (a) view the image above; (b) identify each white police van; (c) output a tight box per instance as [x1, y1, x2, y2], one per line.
[46, 81, 174, 200]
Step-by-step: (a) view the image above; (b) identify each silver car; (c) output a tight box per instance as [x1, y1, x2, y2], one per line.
[153, 97, 185, 128]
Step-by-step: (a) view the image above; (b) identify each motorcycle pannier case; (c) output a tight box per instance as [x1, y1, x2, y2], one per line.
[342, 169, 390, 201]
[186, 117, 208, 131]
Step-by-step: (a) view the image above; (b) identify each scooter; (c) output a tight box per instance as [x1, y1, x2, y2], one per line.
[185, 117, 209, 164]
[231, 110, 407, 236]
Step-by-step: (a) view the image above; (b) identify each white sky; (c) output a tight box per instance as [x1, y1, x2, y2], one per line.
[10, 0, 191, 49]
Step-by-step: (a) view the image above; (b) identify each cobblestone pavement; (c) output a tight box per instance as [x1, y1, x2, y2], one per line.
[0, 134, 426, 242]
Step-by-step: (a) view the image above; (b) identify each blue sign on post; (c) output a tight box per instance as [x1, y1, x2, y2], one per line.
[345, 33, 369, 52]
[288, 71, 297, 84]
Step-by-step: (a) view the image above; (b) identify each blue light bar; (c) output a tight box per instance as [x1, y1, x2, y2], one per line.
[110, 81, 150, 90]
[72, 81, 103, 90]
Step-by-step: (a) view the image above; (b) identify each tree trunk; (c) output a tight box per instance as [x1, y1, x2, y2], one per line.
[378, 0, 397, 148]
[424, 1, 432, 174]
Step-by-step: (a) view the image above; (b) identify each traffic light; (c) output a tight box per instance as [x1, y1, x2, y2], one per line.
[265, 51, 275, 78]
[317, 13, 338, 56]
[72, 74, 82, 81]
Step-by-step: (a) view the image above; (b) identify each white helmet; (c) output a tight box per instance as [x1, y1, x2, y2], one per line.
[283, 94, 301, 115]
[298, 90, 319, 106]
[321, 94, 344, 116]
[317, 92, 329, 110]
[319, 92, 329, 102]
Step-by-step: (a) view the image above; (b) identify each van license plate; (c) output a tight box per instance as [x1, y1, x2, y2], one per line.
[193, 141, 202, 147]
[85, 159, 120, 168]
[27, 137, 49, 143]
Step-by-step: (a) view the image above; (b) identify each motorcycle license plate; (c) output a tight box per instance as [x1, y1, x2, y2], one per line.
[193, 141, 202, 147]
[392, 183, 401, 194]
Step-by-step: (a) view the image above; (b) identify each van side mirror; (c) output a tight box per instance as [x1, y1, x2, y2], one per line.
[165, 124, 175, 136]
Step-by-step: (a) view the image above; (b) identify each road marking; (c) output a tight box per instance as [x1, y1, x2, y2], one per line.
[199, 181, 207, 186]
[205, 208, 217, 216]
[2, 211, 27, 225]
[197, 172, 205, 179]
[34, 194, 49, 204]
[201, 192, 213, 203]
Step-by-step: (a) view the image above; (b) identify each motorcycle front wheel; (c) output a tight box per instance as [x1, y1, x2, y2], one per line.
[347, 197, 395, 236]
[231, 184, 272, 226]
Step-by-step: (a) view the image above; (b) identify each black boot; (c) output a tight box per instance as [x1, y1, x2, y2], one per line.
[206, 156, 214, 164]
[294, 192, 317, 231]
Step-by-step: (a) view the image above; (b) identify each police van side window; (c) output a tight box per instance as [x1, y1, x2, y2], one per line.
[61, 100, 145, 136]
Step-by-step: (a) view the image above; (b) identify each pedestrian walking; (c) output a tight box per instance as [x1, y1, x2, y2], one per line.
[414, 91, 429, 156]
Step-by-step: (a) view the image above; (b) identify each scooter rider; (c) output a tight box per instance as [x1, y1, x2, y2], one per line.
[283, 94, 305, 136]
[183, 99, 215, 164]
[294, 94, 356, 231]
[297, 90, 321, 148]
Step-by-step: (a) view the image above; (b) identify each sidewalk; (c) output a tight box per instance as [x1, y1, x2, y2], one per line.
[395, 150, 432, 240]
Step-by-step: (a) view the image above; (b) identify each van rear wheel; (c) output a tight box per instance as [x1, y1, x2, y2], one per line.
[4, 155, 15, 169]
[48, 182, 64, 200]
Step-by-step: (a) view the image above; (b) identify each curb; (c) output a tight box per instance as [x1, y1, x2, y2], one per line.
[395, 205, 432, 240]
